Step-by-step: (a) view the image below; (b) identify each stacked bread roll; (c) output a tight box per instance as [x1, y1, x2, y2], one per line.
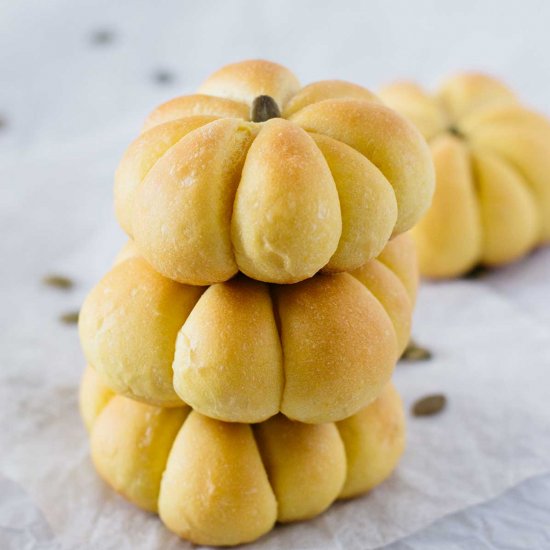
[79, 60, 434, 546]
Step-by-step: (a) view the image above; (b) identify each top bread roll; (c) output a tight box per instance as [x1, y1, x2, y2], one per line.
[115, 59, 434, 284]
[381, 73, 550, 278]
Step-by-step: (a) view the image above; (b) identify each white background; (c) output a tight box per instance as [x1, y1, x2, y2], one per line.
[1, 1, 550, 549]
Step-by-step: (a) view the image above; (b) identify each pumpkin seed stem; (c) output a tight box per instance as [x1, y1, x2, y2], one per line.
[251, 95, 281, 122]
[448, 125, 464, 139]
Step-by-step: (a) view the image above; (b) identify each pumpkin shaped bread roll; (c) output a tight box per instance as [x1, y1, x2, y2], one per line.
[82, 367, 405, 547]
[381, 73, 550, 278]
[79, 233, 417, 424]
[115, 59, 434, 285]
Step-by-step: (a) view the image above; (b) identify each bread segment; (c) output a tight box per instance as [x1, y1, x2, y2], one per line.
[473, 150, 539, 264]
[173, 277, 283, 423]
[133, 119, 257, 284]
[254, 415, 346, 522]
[232, 118, 341, 283]
[79, 257, 203, 406]
[412, 135, 482, 278]
[313, 133, 397, 271]
[290, 98, 435, 235]
[276, 272, 397, 424]
[158, 412, 278, 547]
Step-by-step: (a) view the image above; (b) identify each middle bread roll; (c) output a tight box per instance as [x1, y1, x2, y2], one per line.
[79, 233, 417, 424]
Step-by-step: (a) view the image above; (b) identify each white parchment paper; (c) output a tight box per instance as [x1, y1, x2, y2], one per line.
[1, 1, 550, 548]
[1, 138, 550, 549]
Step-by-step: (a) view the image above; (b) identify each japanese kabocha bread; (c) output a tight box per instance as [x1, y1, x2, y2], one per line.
[80, 366, 405, 547]
[115, 59, 434, 285]
[381, 73, 550, 278]
[79, 233, 417, 424]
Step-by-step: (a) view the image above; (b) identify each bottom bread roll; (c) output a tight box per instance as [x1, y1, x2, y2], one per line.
[80, 366, 405, 547]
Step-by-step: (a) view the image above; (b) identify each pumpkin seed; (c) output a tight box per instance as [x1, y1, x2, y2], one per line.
[463, 264, 488, 279]
[91, 29, 115, 45]
[401, 340, 432, 362]
[447, 125, 464, 139]
[43, 274, 74, 290]
[251, 95, 281, 123]
[412, 394, 446, 416]
[153, 70, 175, 85]
[60, 311, 79, 324]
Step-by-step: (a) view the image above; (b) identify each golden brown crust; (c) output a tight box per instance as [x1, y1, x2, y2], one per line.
[115, 116, 218, 235]
[173, 277, 284, 422]
[276, 272, 397, 423]
[142, 95, 248, 131]
[78, 257, 204, 406]
[254, 415, 346, 522]
[79, 365, 114, 432]
[337, 382, 405, 498]
[283, 80, 380, 118]
[350, 259, 413, 355]
[232, 118, 341, 283]
[158, 412, 277, 546]
[132, 118, 257, 284]
[376, 232, 419, 306]
[289, 98, 435, 235]
[197, 59, 301, 108]
[313, 133, 397, 271]
[91, 396, 189, 512]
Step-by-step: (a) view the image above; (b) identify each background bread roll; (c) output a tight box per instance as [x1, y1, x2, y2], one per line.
[381, 73, 550, 278]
